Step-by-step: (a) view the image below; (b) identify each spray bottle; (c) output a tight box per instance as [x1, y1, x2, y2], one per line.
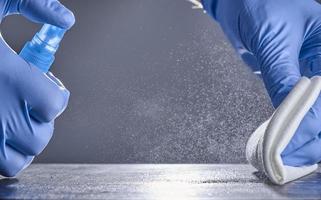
[19, 24, 67, 72]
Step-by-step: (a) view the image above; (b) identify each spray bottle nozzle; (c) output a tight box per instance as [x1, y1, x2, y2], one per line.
[19, 24, 67, 72]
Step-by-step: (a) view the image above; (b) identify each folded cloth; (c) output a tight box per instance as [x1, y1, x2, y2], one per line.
[246, 76, 321, 185]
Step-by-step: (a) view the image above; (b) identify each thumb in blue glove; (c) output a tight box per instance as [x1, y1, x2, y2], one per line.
[0, 0, 74, 177]
[202, 0, 321, 166]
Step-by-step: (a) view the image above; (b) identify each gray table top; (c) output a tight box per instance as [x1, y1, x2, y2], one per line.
[0, 164, 320, 199]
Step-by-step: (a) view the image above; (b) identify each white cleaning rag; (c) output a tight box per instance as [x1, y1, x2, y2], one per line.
[246, 76, 321, 185]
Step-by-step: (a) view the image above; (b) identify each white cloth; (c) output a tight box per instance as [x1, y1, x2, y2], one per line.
[246, 76, 321, 185]
[187, 0, 204, 9]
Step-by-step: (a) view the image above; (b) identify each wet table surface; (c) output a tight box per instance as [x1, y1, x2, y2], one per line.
[1, 164, 321, 199]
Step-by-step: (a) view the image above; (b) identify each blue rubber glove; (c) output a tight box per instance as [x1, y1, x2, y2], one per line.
[0, 0, 74, 177]
[202, 0, 321, 166]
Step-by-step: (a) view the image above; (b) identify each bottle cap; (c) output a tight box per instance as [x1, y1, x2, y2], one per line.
[19, 24, 67, 72]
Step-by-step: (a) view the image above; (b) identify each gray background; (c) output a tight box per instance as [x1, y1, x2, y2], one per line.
[0, 0, 273, 163]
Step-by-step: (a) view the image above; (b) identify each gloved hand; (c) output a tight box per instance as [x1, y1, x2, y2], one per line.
[0, 0, 74, 177]
[202, 0, 321, 166]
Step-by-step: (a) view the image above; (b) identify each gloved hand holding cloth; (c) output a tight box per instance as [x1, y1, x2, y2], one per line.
[199, 0, 321, 184]
[0, 0, 74, 177]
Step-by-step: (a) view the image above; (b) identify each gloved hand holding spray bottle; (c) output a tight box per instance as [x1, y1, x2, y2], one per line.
[0, 0, 74, 177]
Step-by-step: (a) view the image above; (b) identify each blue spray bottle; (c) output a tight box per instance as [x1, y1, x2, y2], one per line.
[19, 24, 67, 72]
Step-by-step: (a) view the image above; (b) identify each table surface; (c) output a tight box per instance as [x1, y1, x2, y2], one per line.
[1, 164, 321, 199]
